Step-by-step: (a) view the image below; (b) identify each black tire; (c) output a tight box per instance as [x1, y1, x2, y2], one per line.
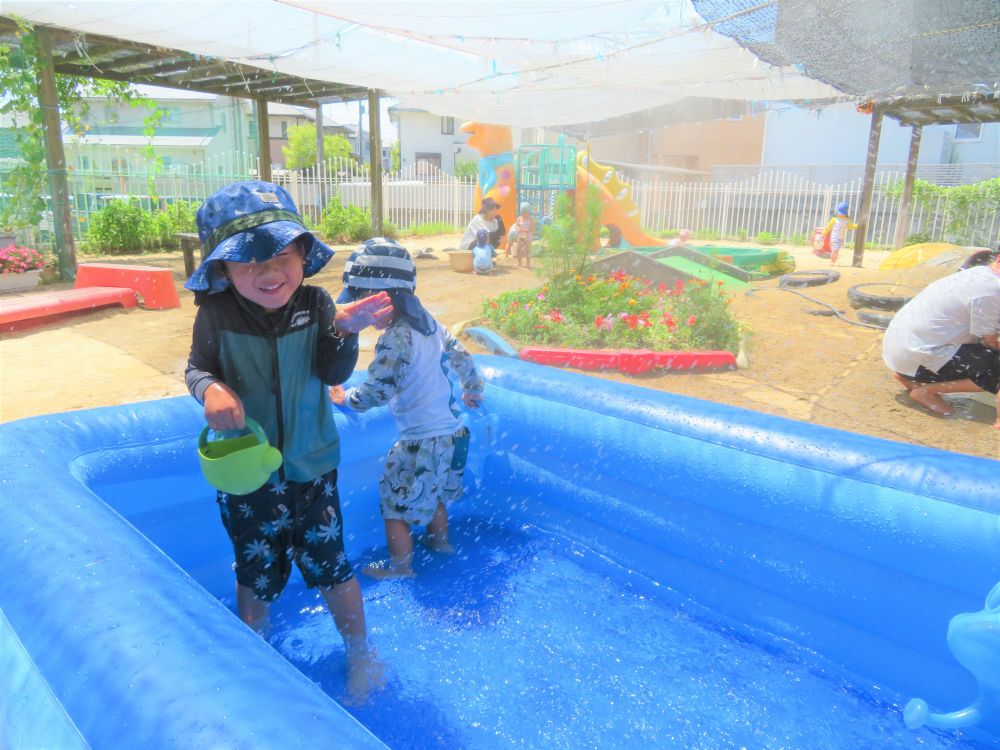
[858, 309, 895, 329]
[847, 283, 916, 311]
[778, 270, 841, 288]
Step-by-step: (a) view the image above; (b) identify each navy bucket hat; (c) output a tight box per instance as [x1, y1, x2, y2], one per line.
[185, 180, 333, 298]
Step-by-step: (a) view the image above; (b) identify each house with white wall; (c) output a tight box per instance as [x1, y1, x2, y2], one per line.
[388, 106, 480, 174]
[757, 102, 999, 183]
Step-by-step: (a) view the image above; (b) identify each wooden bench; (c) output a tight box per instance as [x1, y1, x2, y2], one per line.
[0, 286, 139, 331]
[75, 263, 181, 309]
[174, 232, 201, 279]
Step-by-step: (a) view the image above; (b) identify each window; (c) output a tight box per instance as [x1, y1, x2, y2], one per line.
[441, 117, 455, 135]
[415, 152, 442, 175]
[281, 121, 288, 138]
[954, 123, 982, 142]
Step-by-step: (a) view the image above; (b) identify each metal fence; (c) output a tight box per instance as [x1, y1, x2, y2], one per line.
[3, 155, 997, 251]
[626, 170, 1000, 247]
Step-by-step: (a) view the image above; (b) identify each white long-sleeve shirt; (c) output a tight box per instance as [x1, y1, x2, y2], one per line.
[344, 320, 483, 440]
[882, 265, 1000, 376]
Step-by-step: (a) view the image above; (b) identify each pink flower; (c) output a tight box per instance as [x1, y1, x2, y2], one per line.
[546, 309, 564, 323]
[687, 315, 698, 326]
[537, 293, 546, 301]
[594, 315, 614, 331]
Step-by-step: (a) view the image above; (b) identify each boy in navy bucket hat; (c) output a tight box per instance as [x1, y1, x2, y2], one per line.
[185, 180, 392, 701]
[330, 239, 483, 579]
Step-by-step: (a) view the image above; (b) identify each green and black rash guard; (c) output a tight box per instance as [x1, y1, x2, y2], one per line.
[185, 284, 358, 485]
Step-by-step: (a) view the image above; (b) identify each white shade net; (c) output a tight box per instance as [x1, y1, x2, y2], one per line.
[3, 0, 843, 126]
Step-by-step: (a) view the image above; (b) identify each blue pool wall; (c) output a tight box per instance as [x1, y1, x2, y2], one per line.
[0, 355, 997, 748]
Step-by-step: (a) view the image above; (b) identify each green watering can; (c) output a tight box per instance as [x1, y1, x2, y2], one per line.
[198, 417, 282, 495]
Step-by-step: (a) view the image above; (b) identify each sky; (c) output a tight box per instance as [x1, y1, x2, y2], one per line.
[323, 98, 398, 145]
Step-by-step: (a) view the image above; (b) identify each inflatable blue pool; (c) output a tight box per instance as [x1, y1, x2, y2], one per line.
[1, 356, 997, 749]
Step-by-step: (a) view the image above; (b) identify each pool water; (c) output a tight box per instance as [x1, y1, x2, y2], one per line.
[252, 517, 982, 750]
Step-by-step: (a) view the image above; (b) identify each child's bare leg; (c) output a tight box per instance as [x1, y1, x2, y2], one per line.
[363, 519, 415, 579]
[908, 378, 981, 415]
[995, 391, 999, 430]
[425, 502, 454, 553]
[893, 373, 917, 391]
[236, 583, 271, 635]
[321, 579, 384, 702]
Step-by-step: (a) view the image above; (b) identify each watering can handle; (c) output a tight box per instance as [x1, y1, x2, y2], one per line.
[198, 417, 267, 448]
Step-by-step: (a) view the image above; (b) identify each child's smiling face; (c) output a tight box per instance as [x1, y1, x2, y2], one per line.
[225, 241, 305, 312]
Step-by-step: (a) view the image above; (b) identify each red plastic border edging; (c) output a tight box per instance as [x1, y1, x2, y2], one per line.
[518, 346, 736, 374]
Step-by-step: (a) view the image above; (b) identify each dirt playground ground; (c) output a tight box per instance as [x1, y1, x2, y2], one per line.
[1, 235, 997, 463]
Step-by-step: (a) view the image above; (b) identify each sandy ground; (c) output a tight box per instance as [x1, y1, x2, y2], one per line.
[1, 235, 997, 462]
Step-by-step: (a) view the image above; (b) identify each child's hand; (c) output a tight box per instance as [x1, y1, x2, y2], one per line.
[462, 392, 482, 409]
[982, 334, 999, 350]
[335, 291, 394, 334]
[204, 381, 245, 431]
[329, 385, 347, 405]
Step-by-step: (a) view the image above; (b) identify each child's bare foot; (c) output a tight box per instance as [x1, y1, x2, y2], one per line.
[422, 533, 454, 554]
[909, 386, 956, 415]
[344, 649, 386, 704]
[893, 373, 917, 391]
[362, 562, 416, 580]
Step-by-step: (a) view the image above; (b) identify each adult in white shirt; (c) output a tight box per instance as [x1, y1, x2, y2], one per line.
[460, 197, 502, 251]
[882, 250, 1000, 426]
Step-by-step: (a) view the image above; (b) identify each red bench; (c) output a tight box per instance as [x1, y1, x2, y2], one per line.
[0, 286, 139, 331]
[75, 263, 180, 309]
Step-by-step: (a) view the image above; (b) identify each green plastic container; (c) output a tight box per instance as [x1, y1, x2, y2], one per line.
[198, 417, 282, 495]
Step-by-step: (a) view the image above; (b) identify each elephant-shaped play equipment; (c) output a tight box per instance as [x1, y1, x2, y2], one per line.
[904, 582, 1000, 733]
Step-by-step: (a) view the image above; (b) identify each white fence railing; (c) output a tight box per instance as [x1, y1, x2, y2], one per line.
[3, 157, 997, 250]
[624, 170, 999, 247]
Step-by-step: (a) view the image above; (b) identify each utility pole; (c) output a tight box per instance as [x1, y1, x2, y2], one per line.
[357, 102, 365, 162]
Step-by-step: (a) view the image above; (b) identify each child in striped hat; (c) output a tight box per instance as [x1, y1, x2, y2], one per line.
[329, 238, 484, 578]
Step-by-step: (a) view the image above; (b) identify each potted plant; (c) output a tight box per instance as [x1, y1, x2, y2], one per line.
[0, 244, 46, 293]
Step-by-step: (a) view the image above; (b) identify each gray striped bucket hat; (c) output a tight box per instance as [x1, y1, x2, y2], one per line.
[338, 238, 416, 301]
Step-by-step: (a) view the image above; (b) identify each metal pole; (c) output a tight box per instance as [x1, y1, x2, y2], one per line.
[893, 125, 922, 250]
[35, 28, 77, 281]
[852, 104, 884, 267]
[255, 98, 272, 182]
[368, 89, 384, 236]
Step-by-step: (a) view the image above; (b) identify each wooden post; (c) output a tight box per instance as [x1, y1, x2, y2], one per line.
[893, 124, 922, 250]
[315, 101, 325, 209]
[35, 28, 77, 281]
[852, 103, 884, 267]
[255, 98, 271, 182]
[368, 89, 384, 236]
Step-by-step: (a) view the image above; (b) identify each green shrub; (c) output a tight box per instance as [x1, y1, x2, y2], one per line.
[735, 228, 748, 241]
[319, 196, 373, 243]
[399, 221, 456, 238]
[693, 228, 721, 241]
[787, 233, 809, 246]
[903, 232, 931, 246]
[150, 200, 198, 248]
[756, 231, 778, 245]
[654, 228, 680, 238]
[539, 185, 603, 283]
[83, 199, 153, 254]
[453, 160, 478, 180]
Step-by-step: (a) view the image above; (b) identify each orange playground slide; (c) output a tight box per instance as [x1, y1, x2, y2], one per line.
[576, 152, 665, 247]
